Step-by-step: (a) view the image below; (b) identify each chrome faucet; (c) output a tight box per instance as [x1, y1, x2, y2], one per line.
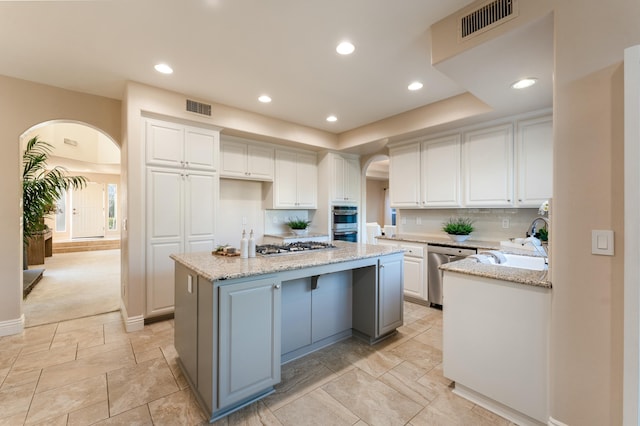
[527, 217, 550, 239]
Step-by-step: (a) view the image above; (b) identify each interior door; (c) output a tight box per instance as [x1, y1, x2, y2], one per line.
[71, 182, 105, 238]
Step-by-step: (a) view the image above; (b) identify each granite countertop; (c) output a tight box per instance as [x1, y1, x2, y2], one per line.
[171, 241, 403, 282]
[379, 233, 551, 288]
[263, 232, 330, 239]
[377, 234, 501, 250]
[440, 258, 551, 288]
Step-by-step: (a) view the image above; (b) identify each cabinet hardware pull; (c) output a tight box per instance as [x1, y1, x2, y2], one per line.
[274, 284, 281, 289]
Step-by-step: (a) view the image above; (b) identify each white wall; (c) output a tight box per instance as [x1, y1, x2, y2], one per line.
[217, 179, 265, 247]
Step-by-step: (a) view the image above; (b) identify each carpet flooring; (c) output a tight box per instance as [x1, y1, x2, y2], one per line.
[22, 249, 121, 327]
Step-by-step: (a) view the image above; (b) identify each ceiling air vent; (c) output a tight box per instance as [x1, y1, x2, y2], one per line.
[186, 99, 212, 116]
[459, 0, 518, 41]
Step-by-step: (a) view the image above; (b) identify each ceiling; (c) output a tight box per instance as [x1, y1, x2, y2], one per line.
[0, 0, 552, 135]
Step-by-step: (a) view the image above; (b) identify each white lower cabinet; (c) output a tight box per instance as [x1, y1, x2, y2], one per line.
[218, 277, 281, 409]
[146, 167, 217, 317]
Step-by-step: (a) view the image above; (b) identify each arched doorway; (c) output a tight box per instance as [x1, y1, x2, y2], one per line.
[360, 155, 392, 243]
[20, 120, 122, 327]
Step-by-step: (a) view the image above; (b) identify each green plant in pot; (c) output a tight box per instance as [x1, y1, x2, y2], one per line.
[22, 136, 87, 268]
[442, 217, 474, 242]
[285, 217, 311, 235]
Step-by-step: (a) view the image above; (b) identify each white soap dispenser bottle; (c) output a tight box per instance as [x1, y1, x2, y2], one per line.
[240, 229, 248, 259]
[248, 229, 256, 258]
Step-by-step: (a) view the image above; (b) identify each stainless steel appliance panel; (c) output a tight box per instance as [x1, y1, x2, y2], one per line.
[427, 245, 477, 307]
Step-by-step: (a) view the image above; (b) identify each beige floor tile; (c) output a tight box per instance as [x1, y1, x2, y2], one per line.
[0, 323, 57, 349]
[225, 400, 282, 426]
[148, 388, 206, 425]
[11, 345, 77, 375]
[37, 344, 135, 393]
[263, 356, 337, 411]
[135, 347, 164, 363]
[352, 348, 404, 378]
[67, 400, 109, 426]
[25, 374, 107, 425]
[1, 367, 42, 389]
[31, 414, 68, 425]
[378, 361, 439, 406]
[0, 412, 27, 426]
[273, 387, 359, 426]
[160, 344, 189, 390]
[322, 368, 423, 426]
[0, 380, 38, 421]
[413, 326, 443, 350]
[76, 341, 131, 360]
[0, 347, 21, 371]
[129, 328, 174, 355]
[50, 324, 105, 349]
[385, 339, 442, 371]
[107, 357, 179, 416]
[56, 312, 123, 335]
[92, 405, 153, 425]
[409, 391, 506, 426]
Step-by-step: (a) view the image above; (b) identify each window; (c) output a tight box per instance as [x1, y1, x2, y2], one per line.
[55, 190, 66, 232]
[108, 184, 117, 231]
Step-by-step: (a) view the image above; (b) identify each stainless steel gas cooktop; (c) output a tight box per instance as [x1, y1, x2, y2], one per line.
[255, 241, 336, 256]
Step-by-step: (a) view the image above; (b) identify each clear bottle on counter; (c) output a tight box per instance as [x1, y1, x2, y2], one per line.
[240, 230, 248, 259]
[248, 229, 256, 258]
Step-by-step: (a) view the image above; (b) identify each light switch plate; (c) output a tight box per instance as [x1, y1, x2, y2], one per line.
[592, 230, 614, 256]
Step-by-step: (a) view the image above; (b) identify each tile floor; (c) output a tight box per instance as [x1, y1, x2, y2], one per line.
[0, 303, 513, 425]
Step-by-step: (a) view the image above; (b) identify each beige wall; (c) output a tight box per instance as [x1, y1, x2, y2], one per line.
[0, 75, 120, 330]
[365, 179, 388, 226]
[550, 0, 640, 424]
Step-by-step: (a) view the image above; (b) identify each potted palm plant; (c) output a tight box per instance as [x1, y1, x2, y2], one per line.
[22, 136, 87, 268]
[442, 217, 474, 242]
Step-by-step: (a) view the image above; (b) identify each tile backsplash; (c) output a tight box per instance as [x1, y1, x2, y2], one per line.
[397, 208, 544, 242]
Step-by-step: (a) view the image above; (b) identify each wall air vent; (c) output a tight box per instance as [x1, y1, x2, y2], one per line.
[459, 0, 518, 41]
[186, 99, 212, 116]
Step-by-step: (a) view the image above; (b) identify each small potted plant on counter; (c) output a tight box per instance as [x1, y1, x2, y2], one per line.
[442, 217, 474, 242]
[286, 217, 312, 235]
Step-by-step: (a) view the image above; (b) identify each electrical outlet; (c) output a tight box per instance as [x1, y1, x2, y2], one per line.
[502, 218, 510, 229]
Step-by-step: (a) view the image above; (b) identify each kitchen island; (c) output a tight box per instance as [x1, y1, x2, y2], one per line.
[171, 241, 404, 422]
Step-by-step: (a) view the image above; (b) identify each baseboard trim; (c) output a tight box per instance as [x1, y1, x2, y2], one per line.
[453, 383, 546, 426]
[120, 301, 144, 333]
[548, 416, 569, 426]
[0, 314, 25, 337]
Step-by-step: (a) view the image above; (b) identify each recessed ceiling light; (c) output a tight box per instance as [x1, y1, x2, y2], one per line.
[326, 115, 338, 122]
[154, 63, 173, 74]
[408, 81, 423, 91]
[258, 95, 272, 103]
[511, 78, 537, 89]
[336, 41, 355, 55]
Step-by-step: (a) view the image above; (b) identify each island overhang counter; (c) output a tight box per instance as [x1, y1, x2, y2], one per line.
[170, 241, 405, 422]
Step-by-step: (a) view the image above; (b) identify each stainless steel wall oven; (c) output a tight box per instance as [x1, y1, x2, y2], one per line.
[332, 205, 358, 242]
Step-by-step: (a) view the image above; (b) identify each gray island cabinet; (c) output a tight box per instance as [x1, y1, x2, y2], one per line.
[171, 242, 404, 422]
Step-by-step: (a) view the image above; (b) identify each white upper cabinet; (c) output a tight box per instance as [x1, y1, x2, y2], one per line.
[330, 153, 360, 204]
[145, 118, 219, 171]
[515, 116, 553, 207]
[220, 138, 274, 181]
[389, 143, 421, 207]
[422, 135, 462, 208]
[271, 149, 317, 209]
[463, 124, 514, 207]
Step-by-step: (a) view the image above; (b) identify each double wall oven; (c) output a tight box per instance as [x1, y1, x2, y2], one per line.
[332, 205, 358, 242]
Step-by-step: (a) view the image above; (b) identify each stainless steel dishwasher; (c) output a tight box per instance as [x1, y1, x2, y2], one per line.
[427, 245, 477, 307]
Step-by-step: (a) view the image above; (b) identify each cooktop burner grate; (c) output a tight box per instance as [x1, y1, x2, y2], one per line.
[255, 241, 337, 256]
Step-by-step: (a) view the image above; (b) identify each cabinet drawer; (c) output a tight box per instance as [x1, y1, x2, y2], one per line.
[400, 244, 424, 258]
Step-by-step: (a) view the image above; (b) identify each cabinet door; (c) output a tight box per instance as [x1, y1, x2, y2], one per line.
[331, 155, 347, 202]
[343, 157, 361, 202]
[389, 143, 421, 207]
[218, 278, 281, 409]
[174, 264, 198, 386]
[184, 171, 216, 252]
[295, 152, 317, 208]
[247, 144, 274, 181]
[403, 256, 425, 300]
[220, 141, 249, 178]
[422, 135, 461, 207]
[184, 126, 218, 171]
[146, 168, 184, 316]
[378, 254, 404, 336]
[464, 124, 514, 207]
[516, 116, 553, 207]
[146, 119, 184, 168]
[274, 150, 299, 208]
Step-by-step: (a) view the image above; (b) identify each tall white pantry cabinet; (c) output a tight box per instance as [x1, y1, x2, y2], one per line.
[144, 118, 220, 318]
